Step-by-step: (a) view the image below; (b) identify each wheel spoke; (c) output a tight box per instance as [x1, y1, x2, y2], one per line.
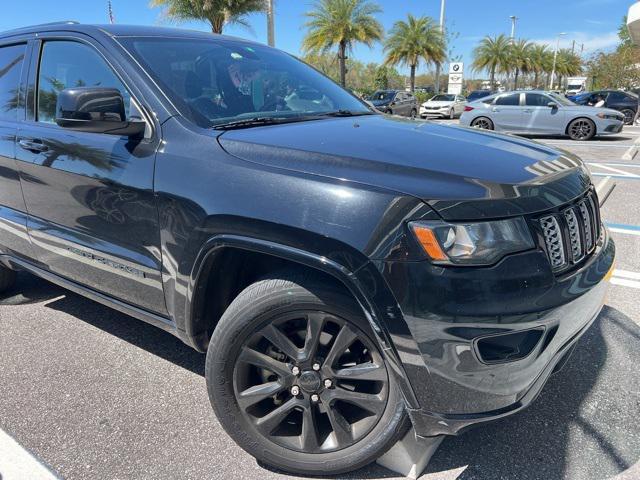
[237, 381, 284, 410]
[262, 324, 300, 361]
[330, 388, 385, 415]
[324, 325, 357, 368]
[301, 312, 325, 362]
[300, 404, 320, 450]
[255, 397, 298, 435]
[333, 362, 386, 382]
[325, 404, 352, 446]
[238, 346, 291, 378]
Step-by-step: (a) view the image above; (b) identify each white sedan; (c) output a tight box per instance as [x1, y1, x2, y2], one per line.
[419, 94, 467, 119]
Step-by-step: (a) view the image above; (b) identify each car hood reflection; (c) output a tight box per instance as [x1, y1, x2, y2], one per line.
[218, 115, 592, 220]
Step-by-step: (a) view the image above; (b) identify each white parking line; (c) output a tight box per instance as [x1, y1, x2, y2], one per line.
[0, 428, 60, 480]
[611, 269, 640, 290]
[609, 227, 640, 236]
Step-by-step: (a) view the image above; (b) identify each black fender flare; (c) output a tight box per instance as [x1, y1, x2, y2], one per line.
[185, 234, 420, 409]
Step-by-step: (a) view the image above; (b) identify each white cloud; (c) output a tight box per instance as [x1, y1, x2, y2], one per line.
[531, 31, 620, 55]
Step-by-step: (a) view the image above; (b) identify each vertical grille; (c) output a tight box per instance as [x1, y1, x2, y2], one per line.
[538, 191, 601, 273]
[540, 215, 566, 269]
[564, 207, 584, 262]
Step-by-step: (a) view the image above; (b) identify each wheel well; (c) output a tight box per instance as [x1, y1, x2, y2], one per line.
[565, 116, 597, 135]
[189, 248, 349, 351]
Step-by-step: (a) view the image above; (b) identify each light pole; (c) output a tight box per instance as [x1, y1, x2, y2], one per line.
[509, 15, 518, 39]
[434, 0, 446, 93]
[549, 32, 566, 89]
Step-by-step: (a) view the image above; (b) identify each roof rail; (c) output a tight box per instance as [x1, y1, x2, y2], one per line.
[29, 20, 80, 27]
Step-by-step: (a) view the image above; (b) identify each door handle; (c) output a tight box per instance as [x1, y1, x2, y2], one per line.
[492, 108, 501, 112]
[523, 109, 533, 113]
[18, 138, 49, 153]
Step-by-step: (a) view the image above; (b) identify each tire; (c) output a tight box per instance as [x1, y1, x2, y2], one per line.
[470, 116, 494, 130]
[449, 108, 455, 120]
[410, 108, 417, 120]
[567, 118, 596, 141]
[621, 108, 635, 125]
[0, 265, 16, 293]
[205, 271, 409, 476]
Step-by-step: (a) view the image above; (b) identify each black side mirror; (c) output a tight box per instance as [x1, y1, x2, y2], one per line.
[55, 87, 146, 137]
[547, 101, 559, 109]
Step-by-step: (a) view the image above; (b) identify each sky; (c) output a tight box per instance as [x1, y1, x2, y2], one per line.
[0, 0, 631, 76]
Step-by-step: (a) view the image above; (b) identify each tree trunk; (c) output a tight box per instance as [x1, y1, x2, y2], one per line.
[410, 64, 416, 92]
[338, 41, 347, 87]
[266, 0, 275, 47]
[210, 15, 224, 34]
[490, 66, 495, 90]
[514, 68, 520, 90]
[534, 72, 539, 89]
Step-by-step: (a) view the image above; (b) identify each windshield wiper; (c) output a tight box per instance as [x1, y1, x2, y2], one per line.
[316, 110, 375, 117]
[212, 117, 293, 130]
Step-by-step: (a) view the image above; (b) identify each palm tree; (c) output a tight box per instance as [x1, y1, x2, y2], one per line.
[528, 44, 551, 89]
[555, 48, 582, 88]
[383, 14, 445, 92]
[509, 39, 532, 90]
[302, 0, 383, 87]
[472, 34, 511, 90]
[150, 0, 267, 34]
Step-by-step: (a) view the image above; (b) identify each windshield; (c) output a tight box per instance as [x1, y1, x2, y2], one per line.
[548, 92, 576, 106]
[120, 37, 371, 128]
[431, 94, 455, 101]
[369, 90, 395, 101]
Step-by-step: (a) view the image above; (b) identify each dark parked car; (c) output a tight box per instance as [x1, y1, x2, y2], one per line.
[466, 89, 494, 102]
[0, 23, 615, 476]
[569, 89, 638, 124]
[368, 89, 418, 117]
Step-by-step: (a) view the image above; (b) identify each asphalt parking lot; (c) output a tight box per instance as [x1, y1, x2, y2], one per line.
[1, 120, 639, 480]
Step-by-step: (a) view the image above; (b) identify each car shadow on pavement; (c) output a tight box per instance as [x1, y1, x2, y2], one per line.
[3, 272, 207, 376]
[5, 273, 639, 480]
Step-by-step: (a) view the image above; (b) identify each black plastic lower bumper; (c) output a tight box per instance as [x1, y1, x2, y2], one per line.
[379, 229, 615, 437]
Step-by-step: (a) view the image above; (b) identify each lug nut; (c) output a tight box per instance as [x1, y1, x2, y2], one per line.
[312, 363, 321, 371]
[291, 366, 300, 375]
[324, 379, 332, 388]
[311, 394, 319, 402]
[291, 386, 300, 396]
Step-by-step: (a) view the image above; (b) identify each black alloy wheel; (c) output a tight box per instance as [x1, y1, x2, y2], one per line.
[568, 118, 596, 141]
[205, 272, 409, 475]
[621, 108, 635, 125]
[233, 311, 388, 452]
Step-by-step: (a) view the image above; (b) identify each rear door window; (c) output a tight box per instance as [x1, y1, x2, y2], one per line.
[495, 93, 520, 106]
[525, 93, 551, 107]
[0, 43, 27, 121]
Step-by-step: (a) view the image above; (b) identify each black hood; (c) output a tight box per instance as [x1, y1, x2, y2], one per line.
[218, 115, 592, 220]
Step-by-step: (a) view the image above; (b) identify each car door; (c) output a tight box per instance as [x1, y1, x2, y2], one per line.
[393, 92, 408, 115]
[522, 93, 566, 134]
[15, 37, 166, 315]
[0, 39, 35, 261]
[490, 93, 523, 131]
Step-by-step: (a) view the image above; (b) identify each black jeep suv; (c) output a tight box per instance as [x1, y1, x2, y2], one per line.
[0, 23, 615, 475]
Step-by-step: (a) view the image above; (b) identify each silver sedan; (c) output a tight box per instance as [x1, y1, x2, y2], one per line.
[459, 90, 624, 140]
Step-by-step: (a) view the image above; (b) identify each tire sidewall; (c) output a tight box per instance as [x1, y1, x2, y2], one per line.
[205, 282, 407, 475]
[568, 118, 595, 141]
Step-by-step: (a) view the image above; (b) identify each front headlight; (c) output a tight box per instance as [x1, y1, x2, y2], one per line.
[596, 112, 622, 120]
[409, 217, 534, 265]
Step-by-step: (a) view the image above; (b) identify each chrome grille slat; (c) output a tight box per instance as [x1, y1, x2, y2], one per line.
[538, 190, 602, 273]
[578, 200, 594, 252]
[564, 207, 584, 262]
[540, 215, 566, 269]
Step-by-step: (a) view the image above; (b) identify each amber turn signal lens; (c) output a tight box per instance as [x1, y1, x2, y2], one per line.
[411, 224, 448, 261]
